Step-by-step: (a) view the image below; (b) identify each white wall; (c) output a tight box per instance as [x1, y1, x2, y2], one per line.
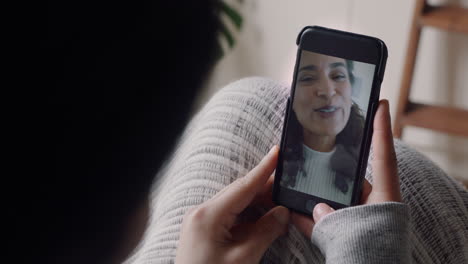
[196, 0, 468, 183]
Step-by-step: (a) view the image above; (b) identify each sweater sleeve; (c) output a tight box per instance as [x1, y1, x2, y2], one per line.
[311, 202, 411, 264]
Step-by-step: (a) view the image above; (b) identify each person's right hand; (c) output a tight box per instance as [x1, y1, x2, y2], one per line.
[291, 100, 402, 237]
[175, 146, 289, 264]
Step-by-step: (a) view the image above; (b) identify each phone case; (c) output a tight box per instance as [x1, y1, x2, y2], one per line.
[273, 26, 388, 214]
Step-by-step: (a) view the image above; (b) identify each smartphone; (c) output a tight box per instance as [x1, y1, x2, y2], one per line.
[272, 26, 387, 214]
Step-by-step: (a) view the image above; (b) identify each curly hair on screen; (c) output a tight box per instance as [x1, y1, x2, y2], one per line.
[282, 60, 365, 194]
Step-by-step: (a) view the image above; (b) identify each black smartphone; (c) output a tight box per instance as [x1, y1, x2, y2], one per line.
[272, 26, 387, 215]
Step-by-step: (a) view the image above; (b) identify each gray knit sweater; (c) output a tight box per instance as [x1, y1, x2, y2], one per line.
[312, 202, 410, 263]
[124, 77, 468, 264]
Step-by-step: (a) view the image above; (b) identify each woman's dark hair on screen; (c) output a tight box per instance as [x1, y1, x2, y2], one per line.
[281, 60, 365, 194]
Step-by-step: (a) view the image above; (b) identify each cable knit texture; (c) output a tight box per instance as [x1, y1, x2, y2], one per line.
[124, 77, 468, 264]
[312, 202, 411, 263]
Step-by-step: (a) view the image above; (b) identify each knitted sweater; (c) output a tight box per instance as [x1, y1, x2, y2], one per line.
[124, 77, 468, 264]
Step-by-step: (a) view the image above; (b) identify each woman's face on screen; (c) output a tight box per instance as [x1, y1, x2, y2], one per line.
[293, 51, 352, 138]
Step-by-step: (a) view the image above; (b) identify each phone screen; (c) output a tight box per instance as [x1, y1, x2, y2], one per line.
[280, 49, 376, 206]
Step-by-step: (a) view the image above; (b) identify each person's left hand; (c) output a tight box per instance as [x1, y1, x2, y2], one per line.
[175, 146, 290, 264]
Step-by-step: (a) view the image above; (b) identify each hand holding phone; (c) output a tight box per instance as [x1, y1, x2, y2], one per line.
[176, 147, 290, 264]
[291, 99, 402, 236]
[273, 26, 388, 214]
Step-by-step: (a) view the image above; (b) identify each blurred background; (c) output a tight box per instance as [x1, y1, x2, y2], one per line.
[195, 0, 468, 185]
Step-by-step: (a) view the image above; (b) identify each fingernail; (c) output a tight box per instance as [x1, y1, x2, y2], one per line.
[269, 145, 278, 155]
[273, 206, 289, 225]
[313, 203, 334, 221]
[380, 100, 391, 116]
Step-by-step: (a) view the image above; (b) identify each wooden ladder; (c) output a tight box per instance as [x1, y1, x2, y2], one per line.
[394, 0, 468, 139]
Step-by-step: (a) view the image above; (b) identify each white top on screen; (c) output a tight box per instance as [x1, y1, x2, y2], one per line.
[288, 144, 352, 205]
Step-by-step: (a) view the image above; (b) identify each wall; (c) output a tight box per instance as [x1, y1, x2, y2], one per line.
[195, 0, 468, 183]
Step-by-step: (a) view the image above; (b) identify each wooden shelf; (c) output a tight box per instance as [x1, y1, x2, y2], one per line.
[394, 1, 468, 139]
[400, 102, 468, 137]
[420, 5, 468, 34]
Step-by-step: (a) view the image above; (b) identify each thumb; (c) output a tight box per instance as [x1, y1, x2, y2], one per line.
[313, 203, 335, 223]
[241, 206, 289, 261]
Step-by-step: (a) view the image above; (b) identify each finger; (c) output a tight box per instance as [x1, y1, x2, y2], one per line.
[371, 100, 401, 202]
[313, 203, 335, 223]
[251, 174, 276, 209]
[210, 146, 279, 225]
[291, 212, 314, 238]
[213, 173, 275, 208]
[239, 206, 289, 262]
[229, 222, 256, 242]
[360, 179, 373, 204]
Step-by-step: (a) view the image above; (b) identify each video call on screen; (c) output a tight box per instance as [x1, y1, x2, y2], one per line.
[280, 50, 376, 205]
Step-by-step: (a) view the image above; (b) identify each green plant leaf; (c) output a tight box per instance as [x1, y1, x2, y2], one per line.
[220, 1, 243, 30]
[219, 21, 235, 48]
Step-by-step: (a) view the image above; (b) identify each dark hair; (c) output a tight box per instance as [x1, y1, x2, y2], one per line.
[36, 1, 220, 263]
[282, 60, 365, 194]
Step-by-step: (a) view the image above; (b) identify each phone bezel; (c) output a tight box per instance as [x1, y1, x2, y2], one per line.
[273, 26, 388, 215]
